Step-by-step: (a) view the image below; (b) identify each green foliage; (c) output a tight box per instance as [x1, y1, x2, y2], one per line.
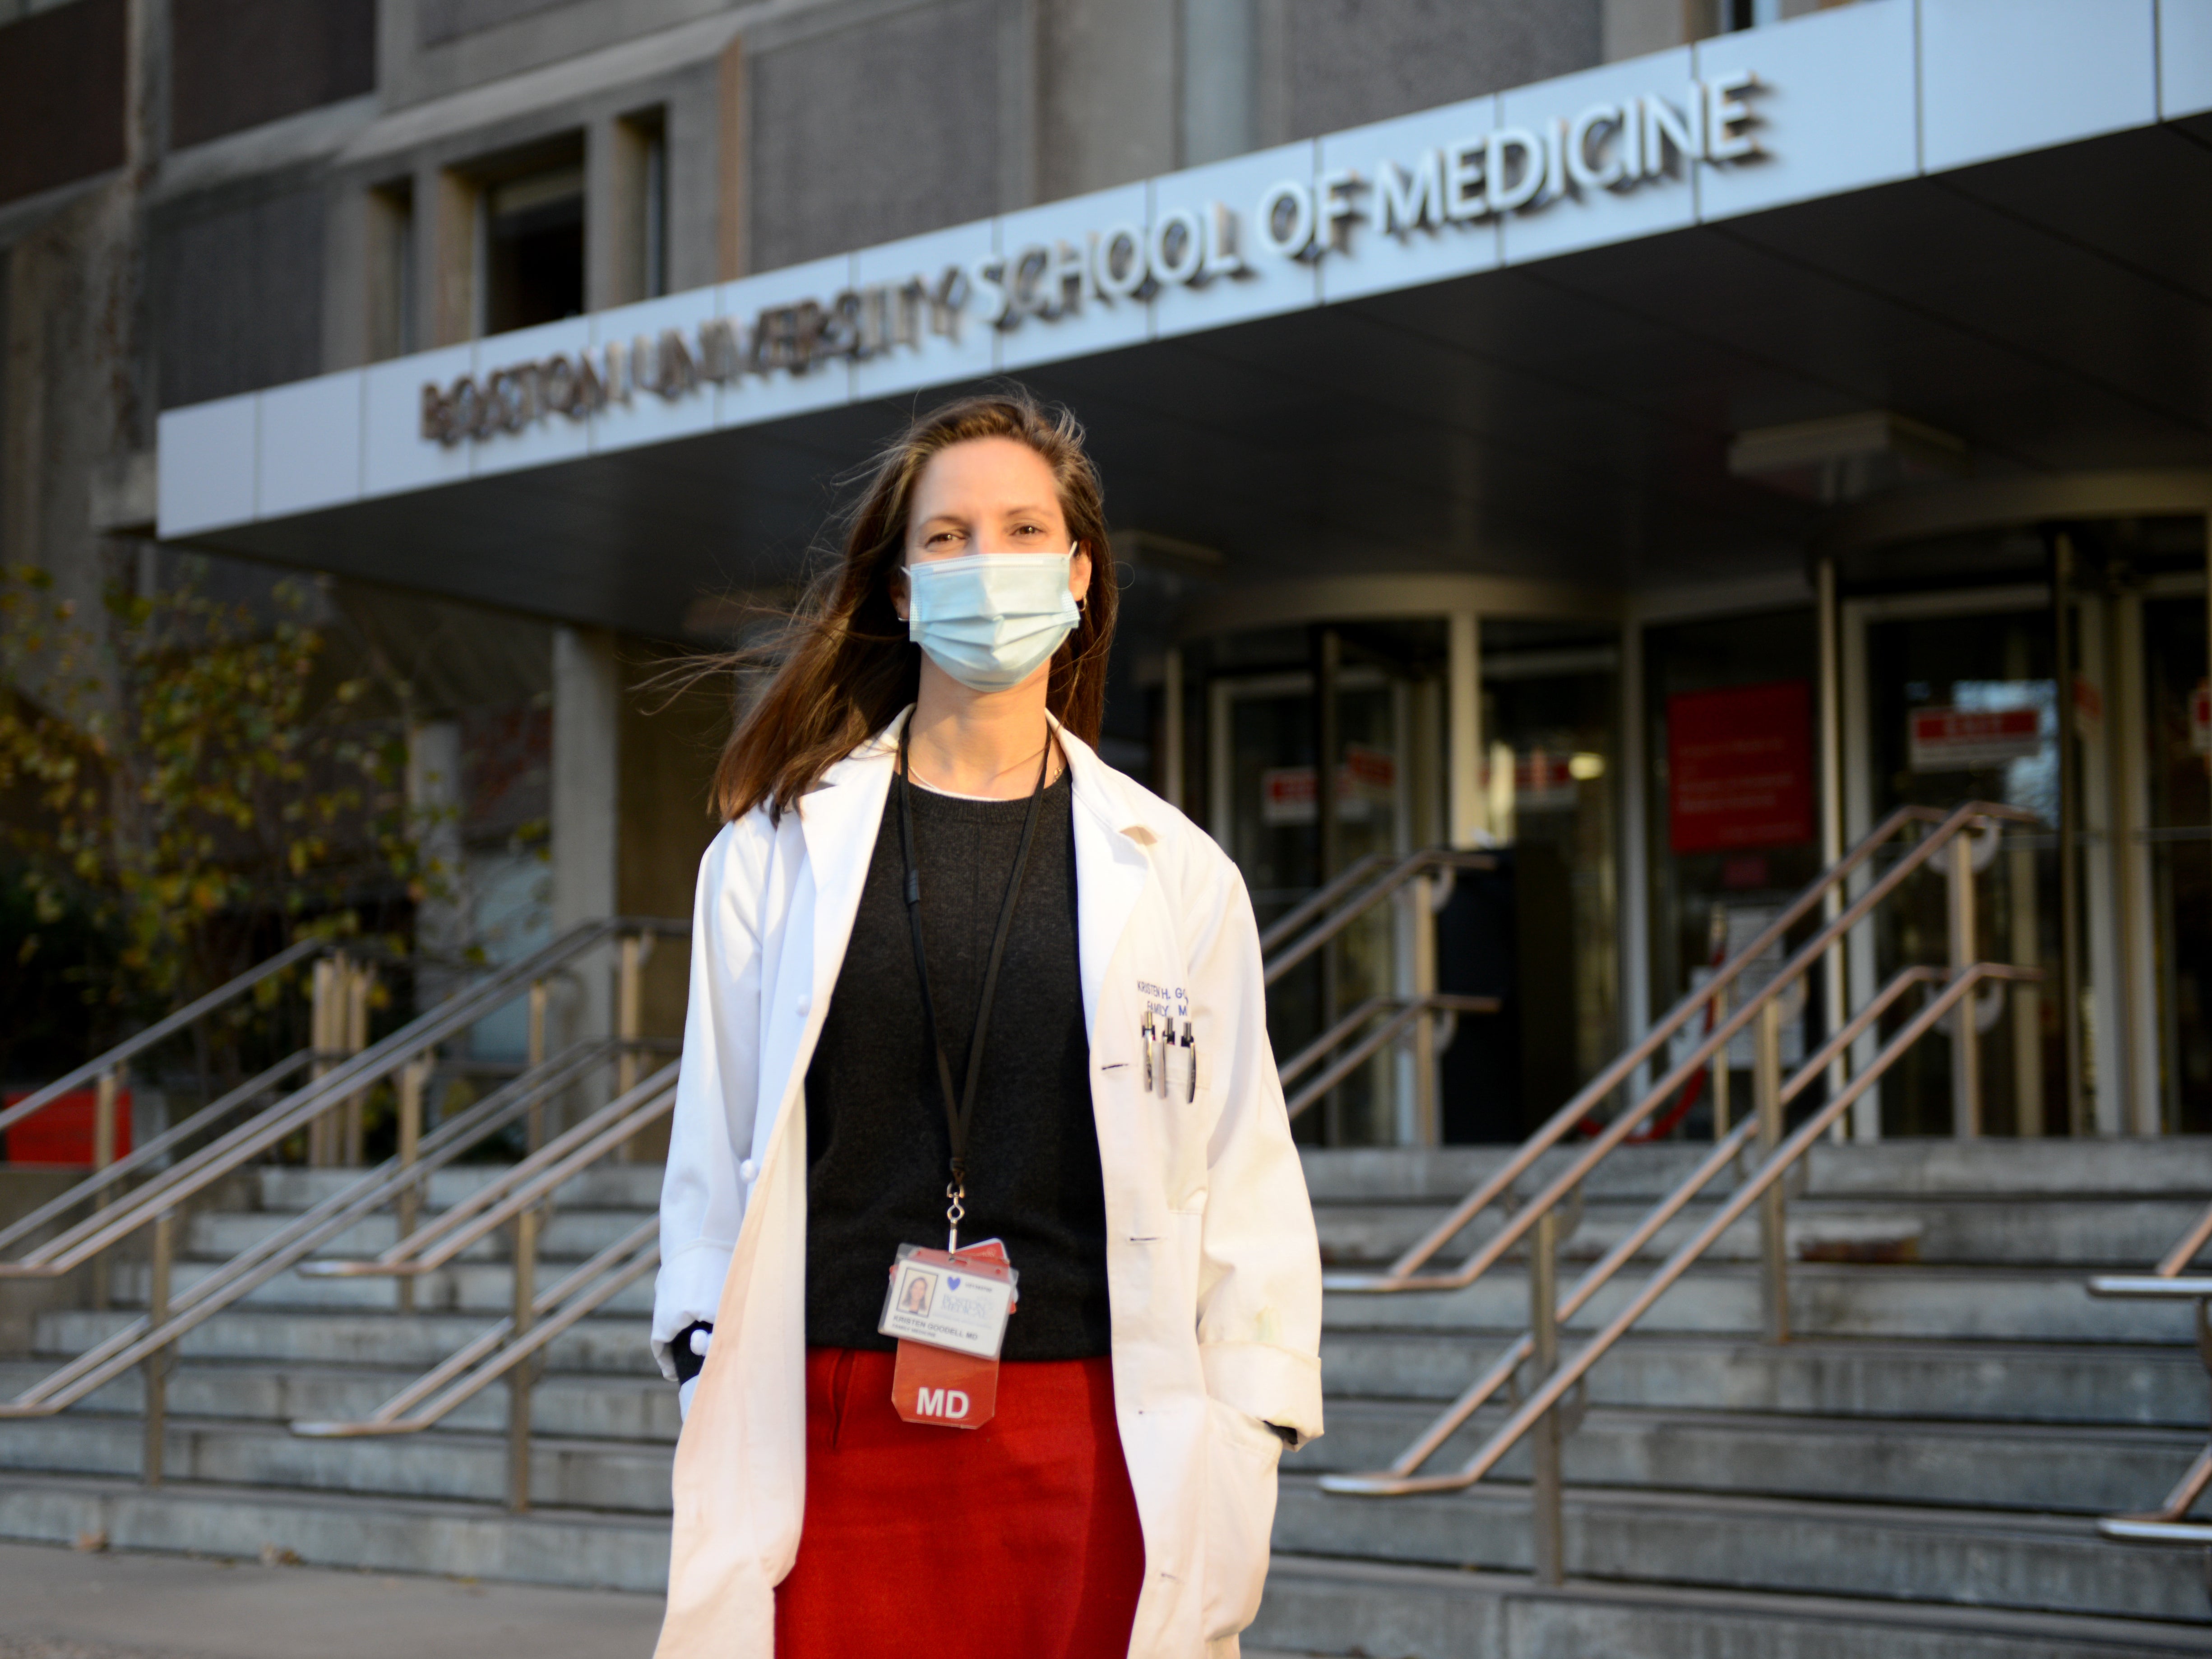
[0, 559, 414, 1019]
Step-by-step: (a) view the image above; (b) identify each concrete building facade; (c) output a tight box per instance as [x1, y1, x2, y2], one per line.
[7, 0, 2212, 1150]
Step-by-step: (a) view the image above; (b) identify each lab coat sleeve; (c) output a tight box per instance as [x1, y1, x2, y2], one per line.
[651, 817, 767, 1381]
[1183, 845, 1326, 1448]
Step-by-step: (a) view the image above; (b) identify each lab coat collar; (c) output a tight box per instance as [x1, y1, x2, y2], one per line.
[820, 706, 1173, 845]
[801, 708, 1163, 1039]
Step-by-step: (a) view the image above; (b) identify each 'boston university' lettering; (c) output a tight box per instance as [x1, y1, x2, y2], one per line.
[422, 74, 1760, 448]
[420, 270, 970, 445]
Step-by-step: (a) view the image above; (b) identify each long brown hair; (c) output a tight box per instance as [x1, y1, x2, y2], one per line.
[711, 390, 1118, 823]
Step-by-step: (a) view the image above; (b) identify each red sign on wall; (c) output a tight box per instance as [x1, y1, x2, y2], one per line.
[1668, 681, 1814, 854]
[0, 1089, 134, 1166]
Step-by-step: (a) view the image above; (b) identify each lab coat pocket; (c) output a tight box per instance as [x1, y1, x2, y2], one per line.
[1200, 1394, 1282, 1641]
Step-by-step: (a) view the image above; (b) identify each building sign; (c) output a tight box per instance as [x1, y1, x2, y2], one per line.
[1907, 705, 2042, 772]
[1260, 744, 1397, 826]
[1668, 681, 1813, 855]
[422, 74, 1764, 446]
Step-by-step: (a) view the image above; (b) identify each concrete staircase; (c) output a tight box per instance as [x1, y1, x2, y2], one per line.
[1258, 1138, 2212, 1656]
[1, 1142, 2208, 1654]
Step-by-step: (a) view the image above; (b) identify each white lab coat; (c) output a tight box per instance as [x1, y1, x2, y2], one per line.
[651, 713, 1323, 1659]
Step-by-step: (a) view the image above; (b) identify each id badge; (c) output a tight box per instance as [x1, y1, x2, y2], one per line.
[880, 1240, 1019, 1429]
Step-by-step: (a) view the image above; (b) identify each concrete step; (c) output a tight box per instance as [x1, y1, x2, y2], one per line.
[34, 1309, 658, 1375]
[1298, 1138, 2212, 1205]
[0, 1359, 679, 1440]
[0, 1416, 674, 1512]
[1249, 1552, 2212, 1659]
[95, 1256, 656, 1318]
[252, 1164, 665, 1213]
[186, 1206, 653, 1264]
[0, 1474, 669, 1593]
[1317, 1196, 2207, 1270]
[1317, 1331, 2207, 1427]
[1290, 1399, 2203, 1515]
[1271, 1478, 2203, 1622]
[6, 1374, 2180, 1522]
[1322, 1262, 2199, 1344]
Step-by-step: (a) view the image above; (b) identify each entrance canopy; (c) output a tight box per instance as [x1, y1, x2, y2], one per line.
[156, 1, 2212, 639]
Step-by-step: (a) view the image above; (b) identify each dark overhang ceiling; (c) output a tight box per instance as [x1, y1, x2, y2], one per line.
[194, 116, 2212, 640]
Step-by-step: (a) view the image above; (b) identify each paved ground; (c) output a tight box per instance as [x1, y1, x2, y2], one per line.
[0, 1541, 665, 1659]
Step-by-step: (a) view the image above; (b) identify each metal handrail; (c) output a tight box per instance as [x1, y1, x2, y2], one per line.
[1310, 797, 2042, 1597]
[1263, 848, 1498, 987]
[0, 936, 329, 1143]
[2085, 1190, 2212, 1538]
[0, 1039, 623, 1419]
[1282, 992, 1502, 1120]
[1327, 802, 2036, 1296]
[1258, 851, 1397, 954]
[300, 1061, 680, 1280]
[0, 1050, 314, 1259]
[289, 1068, 679, 1459]
[295, 1222, 661, 1440]
[0, 918, 683, 1278]
[1321, 960, 1954, 1491]
[1320, 959, 2039, 1501]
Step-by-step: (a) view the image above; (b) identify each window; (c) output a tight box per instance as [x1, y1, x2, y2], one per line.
[607, 107, 668, 306]
[480, 159, 584, 335]
[366, 179, 416, 360]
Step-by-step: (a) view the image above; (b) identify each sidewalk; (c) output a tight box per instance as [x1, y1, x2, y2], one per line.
[0, 1541, 663, 1659]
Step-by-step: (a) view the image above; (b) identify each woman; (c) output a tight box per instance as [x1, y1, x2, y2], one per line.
[652, 391, 1322, 1659]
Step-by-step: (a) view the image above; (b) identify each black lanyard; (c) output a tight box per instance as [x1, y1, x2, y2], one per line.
[897, 717, 1051, 1247]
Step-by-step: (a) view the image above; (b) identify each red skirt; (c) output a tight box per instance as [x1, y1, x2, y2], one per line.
[775, 1346, 1146, 1659]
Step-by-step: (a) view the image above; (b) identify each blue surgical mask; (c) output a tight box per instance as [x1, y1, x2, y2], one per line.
[905, 551, 1081, 692]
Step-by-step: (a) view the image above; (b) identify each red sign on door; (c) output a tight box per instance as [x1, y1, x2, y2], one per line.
[1907, 705, 2041, 772]
[1668, 681, 1814, 854]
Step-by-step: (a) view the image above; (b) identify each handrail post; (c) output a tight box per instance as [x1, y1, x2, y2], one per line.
[1411, 873, 1438, 1146]
[526, 978, 548, 1152]
[1710, 983, 1731, 1140]
[341, 962, 374, 1167]
[90, 1067, 120, 1310]
[396, 1057, 429, 1316]
[310, 955, 338, 1166]
[1948, 829, 1981, 1138]
[143, 1209, 174, 1486]
[616, 936, 644, 1161]
[508, 1203, 539, 1511]
[1528, 1205, 1565, 1585]
[1755, 999, 1789, 1344]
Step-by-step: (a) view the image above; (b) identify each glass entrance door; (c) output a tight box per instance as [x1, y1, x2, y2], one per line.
[1845, 589, 2062, 1136]
[1447, 619, 1620, 1142]
[1203, 622, 1443, 1147]
[2140, 589, 2211, 1132]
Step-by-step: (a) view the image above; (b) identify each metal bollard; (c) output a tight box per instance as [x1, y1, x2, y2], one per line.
[508, 1205, 539, 1512]
[1528, 1205, 1565, 1586]
[143, 1210, 174, 1486]
[1755, 998, 1790, 1344]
